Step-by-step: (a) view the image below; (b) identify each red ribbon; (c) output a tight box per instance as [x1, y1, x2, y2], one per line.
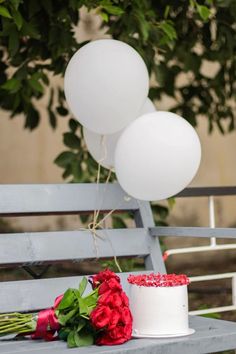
[32, 294, 63, 341]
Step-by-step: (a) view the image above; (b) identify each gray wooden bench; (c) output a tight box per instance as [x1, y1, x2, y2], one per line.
[0, 183, 236, 354]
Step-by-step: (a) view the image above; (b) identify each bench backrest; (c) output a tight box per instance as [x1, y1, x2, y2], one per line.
[0, 183, 165, 313]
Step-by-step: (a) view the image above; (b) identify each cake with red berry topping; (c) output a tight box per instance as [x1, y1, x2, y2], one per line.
[127, 273, 194, 338]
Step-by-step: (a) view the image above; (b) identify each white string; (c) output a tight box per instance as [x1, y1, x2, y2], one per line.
[80, 135, 123, 272]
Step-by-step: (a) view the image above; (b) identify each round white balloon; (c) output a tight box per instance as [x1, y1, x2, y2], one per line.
[83, 129, 121, 170]
[83, 98, 156, 169]
[64, 39, 149, 134]
[114, 111, 201, 201]
[140, 97, 156, 115]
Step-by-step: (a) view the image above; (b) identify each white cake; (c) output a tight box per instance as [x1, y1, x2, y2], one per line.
[128, 273, 194, 338]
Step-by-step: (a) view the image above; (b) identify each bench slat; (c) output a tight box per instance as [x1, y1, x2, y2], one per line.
[0, 229, 149, 265]
[0, 184, 138, 216]
[176, 186, 236, 197]
[0, 272, 150, 313]
[150, 226, 236, 238]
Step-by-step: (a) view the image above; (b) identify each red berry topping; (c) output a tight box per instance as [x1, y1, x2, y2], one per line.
[127, 273, 190, 287]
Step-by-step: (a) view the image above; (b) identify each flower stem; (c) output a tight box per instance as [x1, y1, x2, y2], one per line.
[0, 313, 37, 336]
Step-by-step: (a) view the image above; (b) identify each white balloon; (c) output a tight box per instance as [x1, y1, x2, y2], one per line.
[83, 129, 121, 170]
[64, 39, 149, 134]
[83, 98, 156, 169]
[140, 97, 156, 115]
[114, 111, 201, 201]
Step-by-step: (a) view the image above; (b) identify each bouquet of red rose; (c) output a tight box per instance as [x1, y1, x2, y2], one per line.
[0, 270, 132, 348]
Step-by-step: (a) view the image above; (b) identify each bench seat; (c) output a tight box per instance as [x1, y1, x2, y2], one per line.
[1, 316, 236, 354]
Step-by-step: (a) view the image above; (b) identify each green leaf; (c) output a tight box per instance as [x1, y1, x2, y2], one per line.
[74, 330, 94, 347]
[11, 8, 23, 30]
[78, 297, 89, 315]
[54, 151, 76, 167]
[63, 132, 81, 149]
[28, 78, 44, 93]
[69, 118, 79, 133]
[71, 160, 83, 181]
[57, 288, 76, 310]
[25, 107, 40, 130]
[48, 110, 57, 129]
[41, 72, 49, 85]
[83, 291, 98, 311]
[159, 21, 177, 40]
[41, 0, 53, 15]
[9, 0, 21, 10]
[184, 53, 201, 74]
[58, 327, 70, 341]
[154, 63, 170, 88]
[196, 5, 211, 21]
[164, 5, 170, 19]
[1, 78, 21, 93]
[77, 319, 86, 332]
[48, 88, 54, 109]
[8, 28, 19, 56]
[80, 214, 90, 224]
[216, 119, 225, 134]
[56, 106, 68, 116]
[152, 205, 169, 219]
[15, 65, 27, 80]
[101, 4, 124, 16]
[67, 330, 76, 348]
[21, 20, 40, 39]
[62, 165, 72, 179]
[112, 215, 127, 229]
[58, 308, 77, 326]
[99, 11, 108, 22]
[78, 277, 88, 297]
[0, 5, 12, 18]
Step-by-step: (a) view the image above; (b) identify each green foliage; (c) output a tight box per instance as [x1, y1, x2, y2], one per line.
[56, 277, 98, 348]
[198, 304, 221, 319]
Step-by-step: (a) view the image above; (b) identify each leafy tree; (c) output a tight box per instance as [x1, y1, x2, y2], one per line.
[0, 0, 235, 197]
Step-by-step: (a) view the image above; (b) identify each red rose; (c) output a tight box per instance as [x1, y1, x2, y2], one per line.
[96, 332, 128, 345]
[90, 305, 112, 329]
[96, 322, 132, 345]
[91, 269, 120, 289]
[99, 291, 122, 308]
[109, 325, 126, 340]
[99, 278, 122, 295]
[108, 309, 121, 330]
[95, 306, 133, 345]
[120, 291, 129, 306]
[121, 306, 132, 325]
[96, 330, 128, 345]
[98, 290, 112, 305]
[109, 292, 123, 307]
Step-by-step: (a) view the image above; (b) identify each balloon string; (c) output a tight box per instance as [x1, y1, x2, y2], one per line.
[90, 135, 107, 230]
[83, 135, 122, 272]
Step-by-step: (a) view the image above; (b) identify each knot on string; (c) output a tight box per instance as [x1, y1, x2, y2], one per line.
[31, 294, 63, 341]
[124, 195, 131, 202]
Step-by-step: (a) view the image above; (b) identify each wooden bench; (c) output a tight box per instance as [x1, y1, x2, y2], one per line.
[0, 183, 236, 354]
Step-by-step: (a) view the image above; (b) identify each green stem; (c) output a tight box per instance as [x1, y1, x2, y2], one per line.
[0, 319, 32, 330]
[0, 312, 31, 318]
[0, 322, 35, 334]
[0, 313, 37, 336]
